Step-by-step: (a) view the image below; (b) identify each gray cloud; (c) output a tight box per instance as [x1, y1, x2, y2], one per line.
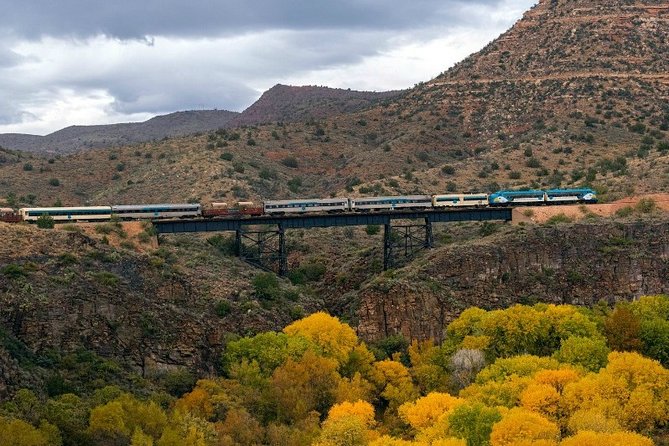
[0, 47, 26, 68]
[0, 0, 536, 134]
[0, 0, 510, 40]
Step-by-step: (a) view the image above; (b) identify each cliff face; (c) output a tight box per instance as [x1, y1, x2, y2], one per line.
[2, 217, 669, 395]
[356, 219, 669, 341]
[0, 223, 304, 396]
[228, 84, 403, 127]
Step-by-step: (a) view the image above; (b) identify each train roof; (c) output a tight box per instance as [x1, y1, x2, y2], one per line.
[545, 188, 595, 193]
[20, 206, 112, 211]
[111, 203, 200, 210]
[351, 195, 432, 200]
[490, 190, 545, 195]
[264, 198, 348, 204]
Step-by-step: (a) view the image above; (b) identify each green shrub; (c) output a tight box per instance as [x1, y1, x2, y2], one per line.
[369, 334, 409, 361]
[91, 271, 120, 287]
[214, 300, 232, 317]
[365, 225, 380, 236]
[252, 273, 280, 300]
[287, 177, 302, 193]
[447, 403, 502, 446]
[281, 157, 299, 168]
[36, 214, 55, 229]
[615, 206, 634, 218]
[479, 222, 499, 236]
[545, 213, 573, 225]
[552, 336, 609, 372]
[259, 168, 278, 180]
[1, 264, 27, 279]
[48, 178, 60, 187]
[525, 157, 542, 168]
[120, 240, 135, 250]
[58, 253, 78, 265]
[220, 152, 234, 161]
[233, 162, 245, 173]
[23, 163, 33, 171]
[161, 369, 196, 397]
[288, 262, 326, 284]
[207, 234, 237, 256]
[635, 198, 656, 214]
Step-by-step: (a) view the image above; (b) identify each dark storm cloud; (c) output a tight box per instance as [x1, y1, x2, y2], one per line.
[0, 0, 505, 40]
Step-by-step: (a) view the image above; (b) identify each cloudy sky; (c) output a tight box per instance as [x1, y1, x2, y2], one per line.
[0, 0, 536, 135]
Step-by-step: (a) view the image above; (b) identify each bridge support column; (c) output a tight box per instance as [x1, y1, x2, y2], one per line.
[425, 217, 434, 249]
[383, 224, 392, 271]
[278, 224, 287, 276]
[383, 219, 434, 270]
[235, 229, 242, 257]
[236, 225, 288, 276]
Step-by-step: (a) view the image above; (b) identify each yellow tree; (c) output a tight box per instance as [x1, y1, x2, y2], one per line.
[398, 393, 463, 431]
[270, 350, 341, 423]
[284, 312, 360, 365]
[88, 401, 129, 438]
[567, 409, 621, 434]
[520, 384, 561, 420]
[327, 401, 375, 427]
[559, 430, 654, 446]
[314, 400, 378, 446]
[489, 408, 559, 446]
[0, 417, 49, 446]
[131, 428, 154, 446]
[370, 360, 419, 412]
[562, 352, 669, 433]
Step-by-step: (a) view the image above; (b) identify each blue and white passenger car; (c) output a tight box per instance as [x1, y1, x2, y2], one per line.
[111, 203, 202, 219]
[264, 198, 350, 214]
[19, 206, 113, 221]
[545, 189, 597, 204]
[350, 195, 433, 211]
[488, 190, 546, 205]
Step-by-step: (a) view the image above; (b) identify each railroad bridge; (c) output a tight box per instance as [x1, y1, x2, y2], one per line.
[153, 208, 512, 275]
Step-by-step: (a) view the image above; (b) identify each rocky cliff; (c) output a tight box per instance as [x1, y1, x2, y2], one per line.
[0, 223, 310, 396]
[2, 216, 669, 395]
[356, 218, 669, 341]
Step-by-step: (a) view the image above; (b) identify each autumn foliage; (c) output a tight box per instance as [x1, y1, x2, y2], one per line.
[1, 298, 668, 445]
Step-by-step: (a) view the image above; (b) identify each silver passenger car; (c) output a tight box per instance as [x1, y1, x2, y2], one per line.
[264, 198, 350, 214]
[350, 195, 433, 211]
[111, 203, 201, 219]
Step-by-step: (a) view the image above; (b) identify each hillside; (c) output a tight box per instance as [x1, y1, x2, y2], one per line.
[227, 83, 403, 127]
[1, 0, 668, 208]
[0, 85, 401, 156]
[0, 110, 240, 155]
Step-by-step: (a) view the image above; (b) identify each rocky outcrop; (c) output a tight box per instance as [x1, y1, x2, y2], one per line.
[228, 84, 403, 127]
[0, 223, 298, 395]
[357, 219, 669, 341]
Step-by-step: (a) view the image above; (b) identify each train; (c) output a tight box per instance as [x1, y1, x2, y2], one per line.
[0, 188, 597, 223]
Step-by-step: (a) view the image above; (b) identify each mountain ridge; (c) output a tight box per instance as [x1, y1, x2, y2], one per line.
[0, 84, 403, 155]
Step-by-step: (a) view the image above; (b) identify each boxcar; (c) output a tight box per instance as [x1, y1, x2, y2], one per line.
[0, 208, 21, 223]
